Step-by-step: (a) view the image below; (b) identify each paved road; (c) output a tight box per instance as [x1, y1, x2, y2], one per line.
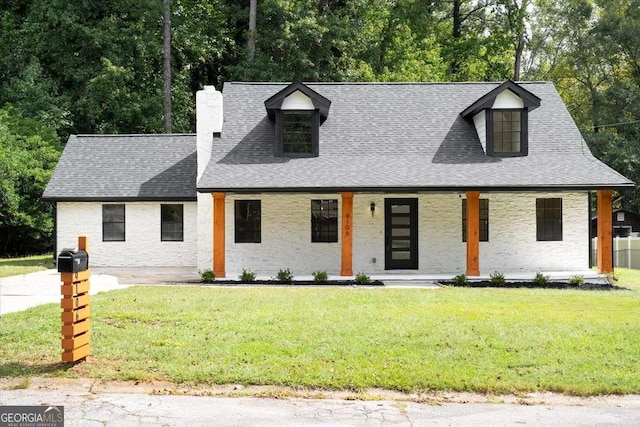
[2, 386, 639, 427]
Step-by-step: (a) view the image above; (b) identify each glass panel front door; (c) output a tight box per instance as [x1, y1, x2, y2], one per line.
[385, 198, 418, 269]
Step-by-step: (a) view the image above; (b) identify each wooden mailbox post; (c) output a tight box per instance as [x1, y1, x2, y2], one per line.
[60, 235, 91, 363]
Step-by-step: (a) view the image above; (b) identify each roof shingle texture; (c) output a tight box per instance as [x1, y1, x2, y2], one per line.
[198, 82, 632, 191]
[43, 134, 196, 200]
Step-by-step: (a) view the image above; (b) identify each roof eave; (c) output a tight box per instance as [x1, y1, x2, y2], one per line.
[41, 196, 198, 202]
[196, 183, 635, 194]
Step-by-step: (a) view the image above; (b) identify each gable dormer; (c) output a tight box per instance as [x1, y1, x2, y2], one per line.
[265, 81, 331, 158]
[462, 81, 541, 157]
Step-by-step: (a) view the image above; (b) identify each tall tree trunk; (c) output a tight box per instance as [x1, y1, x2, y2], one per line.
[249, 0, 257, 61]
[510, 0, 528, 81]
[163, 0, 172, 133]
[449, 0, 462, 77]
[513, 36, 524, 80]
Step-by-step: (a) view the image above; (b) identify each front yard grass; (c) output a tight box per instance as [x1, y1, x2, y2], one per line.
[1, 284, 639, 396]
[0, 255, 53, 278]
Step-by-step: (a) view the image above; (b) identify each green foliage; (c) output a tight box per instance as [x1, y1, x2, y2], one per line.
[276, 268, 293, 283]
[1, 0, 640, 256]
[239, 269, 257, 282]
[0, 254, 54, 278]
[452, 273, 468, 286]
[354, 272, 371, 285]
[0, 106, 61, 255]
[490, 271, 506, 286]
[568, 274, 585, 286]
[312, 270, 329, 283]
[200, 269, 215, 283]
[533, 272, 550, 286]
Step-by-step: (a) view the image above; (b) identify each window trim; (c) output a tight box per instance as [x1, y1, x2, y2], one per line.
[486, 108, 528, 157]
[102, 204, 125, 242]
[311, 199, 339, 243]
[234, 200, 262, 243]
[161, 204, 184, 242]
[462, 199, 489, 242]
[275, 109, 320, 158]
[536, 198, 563, 241]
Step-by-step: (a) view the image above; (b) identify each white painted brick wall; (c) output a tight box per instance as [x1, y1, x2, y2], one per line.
[224, 194, 341, 277]
[196, 192, 213, 271]
[57, 202, 197, 267]
[353, 193, 466, 274]
[480, 192, 588, 273]
[216, 191, 589, 276]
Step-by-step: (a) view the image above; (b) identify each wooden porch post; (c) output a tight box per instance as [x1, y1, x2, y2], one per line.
[341, 192, 354, 276]
[213, 192, 226, 278]
[597, 189, 613, 274]
[466, 191, 480, 276]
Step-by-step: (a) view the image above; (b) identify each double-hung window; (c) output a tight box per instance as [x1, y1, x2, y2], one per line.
[462, 199, 489, 242]
[102, 205, 125, 241]
[536, 198, 562, 241]
[235, 200, 261, 243]
[311, 199, 338, 242]
[487, 109, 528, 156]
[283, 112, 313, 155]
[161, 204, 184, 241]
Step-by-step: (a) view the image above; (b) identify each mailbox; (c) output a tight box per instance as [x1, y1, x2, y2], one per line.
[57, 249, 89, 273]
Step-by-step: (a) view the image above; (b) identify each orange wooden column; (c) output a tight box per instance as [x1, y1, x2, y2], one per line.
[341, 192, 354, 276]
[213, 192, 226, 278]
[597, 190, 613, 274]
[466, 191, 480, 276]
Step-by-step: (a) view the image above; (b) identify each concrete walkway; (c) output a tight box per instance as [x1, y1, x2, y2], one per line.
[0, 269, 130, 315]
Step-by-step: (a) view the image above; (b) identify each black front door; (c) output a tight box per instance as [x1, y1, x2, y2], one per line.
[385, 198, 418, 270]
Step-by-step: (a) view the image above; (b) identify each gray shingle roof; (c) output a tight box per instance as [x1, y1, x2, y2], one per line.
[198, 82, 633, 192]
[43, 134, 196, 201]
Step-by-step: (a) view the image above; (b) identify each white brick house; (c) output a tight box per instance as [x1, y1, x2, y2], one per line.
[43, 80, 632, 277]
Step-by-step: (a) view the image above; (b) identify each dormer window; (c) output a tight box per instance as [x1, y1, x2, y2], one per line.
[283, 111, 314, 154]
[462, 80, 540, 158]
[265, 81, 331, 158]
[488, 109, 527, 156]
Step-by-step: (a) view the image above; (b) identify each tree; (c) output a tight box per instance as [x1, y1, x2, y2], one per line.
[163, 0, 172, 133]
[249, 0, 257, 61]
[0, 106, 61, 255]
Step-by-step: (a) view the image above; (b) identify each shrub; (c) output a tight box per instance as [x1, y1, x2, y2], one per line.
[569, 274, 585, 286]
[239, 269, 257, 282]
[312, 270, 329, 283]
[354, 272, 371, 285]
[200, 269, 215, 283]
[533, 272, 549, 286]
[452, 273, 468, 286]
[276, 268, 294, 283]
[489, 271, 506, 286]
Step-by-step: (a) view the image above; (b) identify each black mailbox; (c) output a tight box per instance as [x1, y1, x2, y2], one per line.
[57, 248, 89, 273]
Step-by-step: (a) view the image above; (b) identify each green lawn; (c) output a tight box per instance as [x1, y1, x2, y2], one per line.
[2, 281, 639, 396]
[0, 255, 54, 278]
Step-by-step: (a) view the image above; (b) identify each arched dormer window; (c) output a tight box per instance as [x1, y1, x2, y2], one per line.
[462, 81, 540, 157]
[265, 81, 331, 158]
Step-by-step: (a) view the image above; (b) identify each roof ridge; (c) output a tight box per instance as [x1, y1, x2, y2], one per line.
[227, 81, 550, 86]
[75, 133, 196, 137]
